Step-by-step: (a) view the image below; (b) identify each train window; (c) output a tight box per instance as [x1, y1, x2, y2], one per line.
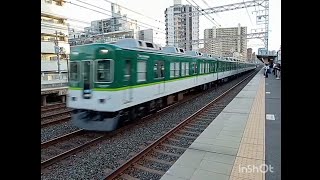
[174, 62, 180, 77]
[96, 60, 112, 82]
[186, 63, 189, 75]
[69, 62, 79, 81]
[124, 60, 131, 81]
[190, 62, 197, 75]
[137, 61, 147, 82]
[210, 63, 214, 72]
[96, 60, 111, 82]
[154, 60, 164, 79]
[170, 62, 174, 77]
[181, 62, 186, 76]
[170, 62, 180, 78]
[200, 63, 205, 74]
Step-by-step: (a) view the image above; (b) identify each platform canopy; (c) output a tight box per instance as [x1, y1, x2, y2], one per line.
[256, 54, 277, 64]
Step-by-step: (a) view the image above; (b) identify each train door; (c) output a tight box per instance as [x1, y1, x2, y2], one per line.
[123, 59, 133, 104]
[81, 60, 93, 99]
[192, 62, 197, 85]
[155, 60, 165, 94]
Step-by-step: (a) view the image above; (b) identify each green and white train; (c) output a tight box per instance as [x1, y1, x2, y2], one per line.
[67, 38, 256, 131]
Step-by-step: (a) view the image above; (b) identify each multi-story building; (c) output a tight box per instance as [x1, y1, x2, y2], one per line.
[138, 29, 153, 42]
[41, 0, 70, 89]
[68, 2, 142, 46]
[204, 28, 222, 56]
[252, 52, 256, 61]
[247, 48, 253, 61]
[90, 3, 139, 35]
[203, 24, 247, 59]
[165, 0, 199, 51]
[70, 29, 141, 46]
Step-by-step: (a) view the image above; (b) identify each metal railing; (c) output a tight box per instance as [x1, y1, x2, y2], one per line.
[41, 82, 68, 89]
[41, 74, 68, 89]
[41, 73, 68, 81]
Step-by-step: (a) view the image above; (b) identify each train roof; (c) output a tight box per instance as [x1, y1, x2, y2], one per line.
[71, 39, 253, 63]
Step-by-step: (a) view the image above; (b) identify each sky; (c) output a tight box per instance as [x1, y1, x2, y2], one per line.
[65, 0, 281, 53]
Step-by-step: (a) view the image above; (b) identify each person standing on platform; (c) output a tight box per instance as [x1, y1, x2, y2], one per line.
[273, 63, 277, 75]
[276, 63, 281, 79]
[264, 64, 269, 78]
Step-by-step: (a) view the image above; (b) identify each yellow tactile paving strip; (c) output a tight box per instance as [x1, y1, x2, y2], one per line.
[229, 76, 266, 180]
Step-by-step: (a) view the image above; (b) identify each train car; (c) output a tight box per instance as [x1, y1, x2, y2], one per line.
[67, 38, 256, 131]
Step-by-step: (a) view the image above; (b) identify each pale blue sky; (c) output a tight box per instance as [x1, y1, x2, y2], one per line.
[65, 0, 281, 53]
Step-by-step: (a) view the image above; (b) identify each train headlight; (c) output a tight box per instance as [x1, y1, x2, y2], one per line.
[100, 49, 109, 54]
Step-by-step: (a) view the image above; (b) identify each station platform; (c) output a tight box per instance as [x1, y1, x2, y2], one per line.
[160, 69, 281, 180]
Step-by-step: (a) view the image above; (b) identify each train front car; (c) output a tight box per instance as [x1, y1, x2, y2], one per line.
[67, 44, 122, 131]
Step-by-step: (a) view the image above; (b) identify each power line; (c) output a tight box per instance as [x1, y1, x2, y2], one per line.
[175, 0, 264, 17]
[101, 0, 167, 25]
[200, 0, 222, 20]
[188, 0, 220, 27]
[64, 0, 264, 49]
[71, 0, 171, 35]
[67, 17, 91, 25]
[185, 0, 216, 27]
[66, 1, 170, 36]
[243, 0, 254, 26]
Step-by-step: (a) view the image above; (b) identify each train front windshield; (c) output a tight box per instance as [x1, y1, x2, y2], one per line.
[69, 60, 113, 91]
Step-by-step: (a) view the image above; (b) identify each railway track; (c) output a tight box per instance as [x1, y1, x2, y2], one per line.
[41, 108, 72, 128]
[40, 77, 221, 170]
[41, 129, 105, 169]
[104, 70, 256, 180]
[41, 103, 66, 113]
[40, 91, 203, 170]
[41, 70, 257, 175]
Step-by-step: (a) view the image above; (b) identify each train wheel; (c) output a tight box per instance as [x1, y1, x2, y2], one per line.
[129, 107, 137, 121]
[157, 98, 164, 111]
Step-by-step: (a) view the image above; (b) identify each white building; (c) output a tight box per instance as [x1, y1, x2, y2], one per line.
[165, 0, 199, 51]
[90, 3, 139, 35]
[41, 0, 70, 87]
[204, 28, 222, 56]
[204, 24, 247, 59]
[138, 29, 153, 42]
[69, 2, 142, 46]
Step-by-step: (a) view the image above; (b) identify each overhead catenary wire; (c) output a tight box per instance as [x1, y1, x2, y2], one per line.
[62, 0, 263, 49]
[101, 0, 167, 25]
[243, 0, 254, 26]
[187, 0, 220, 27]
[71, 0, 172, 35]
[200, 0, 222, 20]
[64, 0, 177, 47]
[64, 1, 168, 44]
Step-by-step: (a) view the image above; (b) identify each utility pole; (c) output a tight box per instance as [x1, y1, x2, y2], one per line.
[55, 31, 61, 79]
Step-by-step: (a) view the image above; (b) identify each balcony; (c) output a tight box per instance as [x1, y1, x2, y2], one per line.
[41, 60, 68, 72]
[41, 20, 68, 35]
[41, 41, 70, 54]
[41, 0, 67, 19]
[41, 73, 68, 90]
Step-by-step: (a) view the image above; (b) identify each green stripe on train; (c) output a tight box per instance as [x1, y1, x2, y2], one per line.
[69, 72, 218, 91]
